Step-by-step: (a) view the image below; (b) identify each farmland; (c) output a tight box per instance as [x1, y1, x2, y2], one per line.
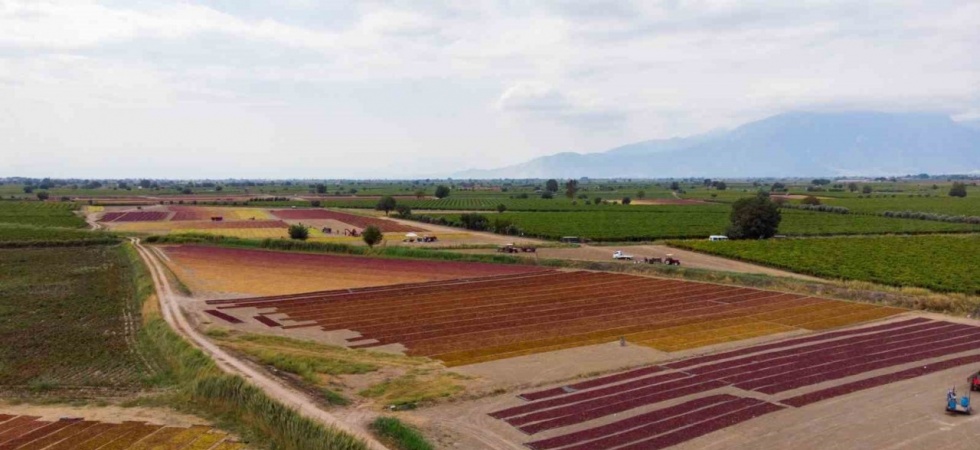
[0, 202, 86, 228]
[427, 208, 980, 241]
[0, 414, 244, 449]
[670, 234, 980, 294]
[0, 245, 151, 393]
[487, 317, 980, 450]
[161, 244, 547, 297]
[0, 223, 117, 244]
[270, 209, 425, 232]
[205, 271, 903, 366]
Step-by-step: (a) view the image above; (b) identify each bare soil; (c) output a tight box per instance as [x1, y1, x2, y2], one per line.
[0, 403, 209, 427]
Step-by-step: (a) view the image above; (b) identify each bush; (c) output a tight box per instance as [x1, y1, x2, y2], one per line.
[540, 191, 554, 199]
[362, 226, 383, 247]
[310, 200, 322, 207]
[801, 195, 821, 205]
[949, 182, 968, 198]
[434, 185, 450, 199]
[496, 203, 507, 213]
[458, 213, 489, 231]
[621, 197, 631, 205]
[369, 417, 432, 450]
[395, 205, 413, 217]
[288, 224, 309, 240]
[36, 191, 50, 201]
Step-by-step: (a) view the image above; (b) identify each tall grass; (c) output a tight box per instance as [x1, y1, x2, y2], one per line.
[123, 243, 367, 450]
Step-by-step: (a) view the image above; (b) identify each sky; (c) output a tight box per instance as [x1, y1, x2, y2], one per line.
[1, 0, 978, 179]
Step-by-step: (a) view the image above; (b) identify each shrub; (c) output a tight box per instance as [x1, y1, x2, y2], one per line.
[801, 195, 821, 205]
[458, 213, 489, 231]
[288, 224, 309, 240]
[36, 191, 50, 201]
[369, 417, 432, 450]
[395, 205, 413, 217]
[540, 191, 554, 199]
[949, 182, 967, 198]
[621, 197, 631, 205]
[362, 226, 383, 247]
[496, 203, 507, 213]
[434, 185, 450, 199]
[310, 200, 322, 207]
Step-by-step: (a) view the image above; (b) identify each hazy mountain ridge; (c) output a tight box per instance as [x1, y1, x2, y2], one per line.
[457, 112, 980, 178]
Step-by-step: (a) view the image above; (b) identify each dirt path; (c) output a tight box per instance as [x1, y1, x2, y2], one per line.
[130, 238, 388, 450]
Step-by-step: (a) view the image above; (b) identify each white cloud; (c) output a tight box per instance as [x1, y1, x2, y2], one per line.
[0, 0, 978, 177]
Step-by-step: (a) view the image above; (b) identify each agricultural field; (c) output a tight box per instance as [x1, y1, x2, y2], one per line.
[671, 234, 980, 294]
[160, 245, 547, 297]
[0, 201, 86, 228]
[428, 207, 980, 241]
[206, 271, 903, 366]
[270, 209, 425, 232]
[485, 317, 980, 450]
[0, 223, 116, 244]
[0, 414, 244, 449]
[0, 245, 152, 393]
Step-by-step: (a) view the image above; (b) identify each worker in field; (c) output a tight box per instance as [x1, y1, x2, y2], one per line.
[620, 336, 626, 347]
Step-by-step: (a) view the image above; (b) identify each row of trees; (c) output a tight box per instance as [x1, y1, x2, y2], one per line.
[288, 223, 384, 247]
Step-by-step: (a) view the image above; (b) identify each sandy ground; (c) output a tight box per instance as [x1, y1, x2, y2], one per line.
[457, 244, 822, 281]
[0, 403, 211, 427]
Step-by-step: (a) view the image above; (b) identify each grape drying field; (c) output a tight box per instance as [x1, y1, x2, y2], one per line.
[205, 271, 903, 366]
[0, 414, 244, 449]
[486, 317, 980, 450]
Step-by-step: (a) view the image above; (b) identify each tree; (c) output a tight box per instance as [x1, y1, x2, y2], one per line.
[215, 185, 223, 191]
[593, 197, 602, 205]
[812, 178, 831, 186]
[315, 183, 327, 194]
[622, 197, 631, 205]
[458, 213, 489, 231]
[310, 200, 322, 207]
[415, 189, 426, 199]
[36, 191, 50, 201]
[669, 181, 680, 191]
[139, 179, 152, 189]
[288, 224, 309, 240]
[801, 195, 821, 205]
[394, 204, 412, 217]
[636, 190, 645, 199]
[770, 182, 786, 192]
[565, 179, 579, 199]
[496, 203, 507, 213]
[540, 191, 554, 199]
[949, 182, 968, 198]
[545, 179, 559, 192]
[847, 182, 858, 192]
[862, 185, 873, 194]
[22, 186, 33, 194]
[714, 181, 728, 191]
[375, 196, 397, 216]
[362, 226, 383, 247]
[434, 185, 451, 199]
[181, 188, 193, 195]
[727, 192, 781, 239]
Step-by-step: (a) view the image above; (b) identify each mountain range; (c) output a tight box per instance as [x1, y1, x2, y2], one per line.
[457, 112, 980, 178]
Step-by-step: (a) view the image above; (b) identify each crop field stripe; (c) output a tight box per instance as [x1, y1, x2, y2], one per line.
[65, 422, 140, 450]
[336, 282, 729, 342]
[16, 420, 98, 450]
[614, 402, 785, 450]
[0, 420, 49, 444]
[516, 379, 729, 434]
[209, 271, 559, 307]
[0, 418, 81, 447]
[204, 309, 244, 324]
[730, 326, 980, 391]
[782, 353, 980, 407]
[253, 315, 281, 327]
[491, 372, 691, 420]
[689, 321, 963, 376]
[525, 394, 745, 450]
[518, 366, 665, 401]
[665, 317, 930, 369]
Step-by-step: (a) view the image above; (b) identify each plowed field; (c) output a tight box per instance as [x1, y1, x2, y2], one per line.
[0, 414, 244, 449]
[161, 245, 548, 297]
[208, 271, 904, 365]
[488, 317, 980, 450]
[270, 209, 424, 232]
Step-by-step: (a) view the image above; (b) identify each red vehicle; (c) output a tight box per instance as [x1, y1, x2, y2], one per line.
[969, 372, 980, 392]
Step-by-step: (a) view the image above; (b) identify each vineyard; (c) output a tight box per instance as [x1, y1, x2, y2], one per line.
[0, 223, 116, 244]
[489, 317, 980, 450]
[428, 208, 980, 241]
[0, 414, 244, 449]
[205, 271, 903, 366]
[317, 196, 692, 212]
[671, 234, 980, 294]
[0, 246, 152, 393]
[0, 201, 86, 228]
[162, 244, 546, 296]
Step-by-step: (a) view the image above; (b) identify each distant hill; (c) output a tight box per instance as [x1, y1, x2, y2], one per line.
[458, 112, 980, 178]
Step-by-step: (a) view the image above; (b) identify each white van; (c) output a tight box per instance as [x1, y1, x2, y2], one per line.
[708, 235, 729, 241]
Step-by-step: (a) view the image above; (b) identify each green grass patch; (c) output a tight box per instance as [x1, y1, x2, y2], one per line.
[369, 417, 433, 450]
[0, 201, 86, 228]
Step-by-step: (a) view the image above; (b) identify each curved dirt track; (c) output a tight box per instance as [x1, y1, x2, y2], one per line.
[130, 238, 388, 450]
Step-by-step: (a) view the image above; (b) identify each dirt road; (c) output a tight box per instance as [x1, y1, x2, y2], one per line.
[130, 238, 388, 450]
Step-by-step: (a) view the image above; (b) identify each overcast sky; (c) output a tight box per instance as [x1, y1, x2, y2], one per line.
[2, 0, 978, 179]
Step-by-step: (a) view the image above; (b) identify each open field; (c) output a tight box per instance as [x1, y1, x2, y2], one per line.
[204, 271, 904, 366]
[671, 234, 980, 294]
[0, 413, 244, 449]
[426, 208, 980, 241]
[271, 209, 425, 232]
[483, 317, 980, 450]
[160, 244, 548, 297]
[0, 202, 85, 228]
[0, 223, 117, 244]
[0, 245, 152, 394]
